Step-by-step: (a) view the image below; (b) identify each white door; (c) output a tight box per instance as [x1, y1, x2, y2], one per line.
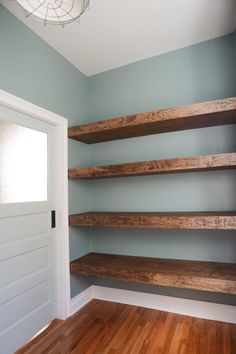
[0, 104, 58, 354]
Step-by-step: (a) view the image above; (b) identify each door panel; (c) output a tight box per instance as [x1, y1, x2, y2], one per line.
[0, 302, 52, 354]
[0, 233, 49, 261]
[0, 106, 56, 354]
[0, 247, 50, 288]
[0, 281, 50, 333]
[0, 212, 49, 243]
[0, 268, 50, 306]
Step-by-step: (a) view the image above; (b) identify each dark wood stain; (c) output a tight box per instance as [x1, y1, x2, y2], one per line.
[70, 253, 236, 294]
[69, 212, 236, 230]
[68, 152, 236, 179]
[68, 97, 236, 144]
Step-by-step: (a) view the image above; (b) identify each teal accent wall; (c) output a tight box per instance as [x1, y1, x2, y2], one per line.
[0, 4, 91, 297]
[88, 34, 236, 121]
[1, 4, 236, 303]
[87, 34, 236, 304]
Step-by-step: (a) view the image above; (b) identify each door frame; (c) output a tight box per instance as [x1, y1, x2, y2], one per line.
[0, 89, 70, 320]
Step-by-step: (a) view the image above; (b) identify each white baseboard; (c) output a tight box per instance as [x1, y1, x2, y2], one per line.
[70, 286, 93, 316]
[70, 285, 236, 324]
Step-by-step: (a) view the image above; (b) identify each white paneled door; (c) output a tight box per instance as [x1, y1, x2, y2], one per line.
[0, 100, 68, 354]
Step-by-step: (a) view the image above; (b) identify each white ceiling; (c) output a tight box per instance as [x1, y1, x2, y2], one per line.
[1, 0, 236, 76]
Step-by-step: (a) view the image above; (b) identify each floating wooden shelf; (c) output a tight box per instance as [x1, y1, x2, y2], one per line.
[69, 212, 236, 230]
[68, 97, 236, 144]
[68, 153, 236, 179]
[70, 253, 236, 294]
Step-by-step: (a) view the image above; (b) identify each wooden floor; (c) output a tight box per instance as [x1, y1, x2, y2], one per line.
[17, 300, 236, 354]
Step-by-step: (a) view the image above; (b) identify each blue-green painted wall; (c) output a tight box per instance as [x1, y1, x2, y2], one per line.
[1, 4, 236, 303]
[87, 34, 236, 304]
[88, 34, 236, 120]
[0, 4, 91, 297]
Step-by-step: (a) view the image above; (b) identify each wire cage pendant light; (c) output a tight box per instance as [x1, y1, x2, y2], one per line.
[16, 0, 90, 26]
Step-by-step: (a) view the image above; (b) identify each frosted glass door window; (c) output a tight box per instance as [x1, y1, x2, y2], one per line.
[0, 119, 47, 203]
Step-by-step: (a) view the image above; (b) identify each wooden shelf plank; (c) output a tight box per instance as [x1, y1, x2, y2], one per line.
[69, 212, 236, 230]
[70, 253, 236, 294]
[68, 97, 236, 144]
[68, 153, 236, 179]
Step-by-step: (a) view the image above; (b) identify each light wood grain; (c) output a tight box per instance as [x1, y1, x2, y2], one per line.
[15, 300, 236, 354]
[70, 253, 236, 294]
[69, 212, 236, 230]
[68, 97, 236, 144]
[68, 152, 236, 179]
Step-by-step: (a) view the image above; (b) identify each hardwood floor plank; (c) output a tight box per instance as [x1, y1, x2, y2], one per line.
[17, 300, 236, 354]
[15, 319, 63, 354]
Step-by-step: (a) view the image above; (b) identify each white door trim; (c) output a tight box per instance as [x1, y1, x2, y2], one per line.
[0, 89, 70, 320]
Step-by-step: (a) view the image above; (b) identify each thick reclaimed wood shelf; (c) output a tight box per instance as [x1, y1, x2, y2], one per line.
[69, 212, 236, 230]
[68, 97, 236, 144]
[68, 152, 236, 179]
[70, 253, 236, 294]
